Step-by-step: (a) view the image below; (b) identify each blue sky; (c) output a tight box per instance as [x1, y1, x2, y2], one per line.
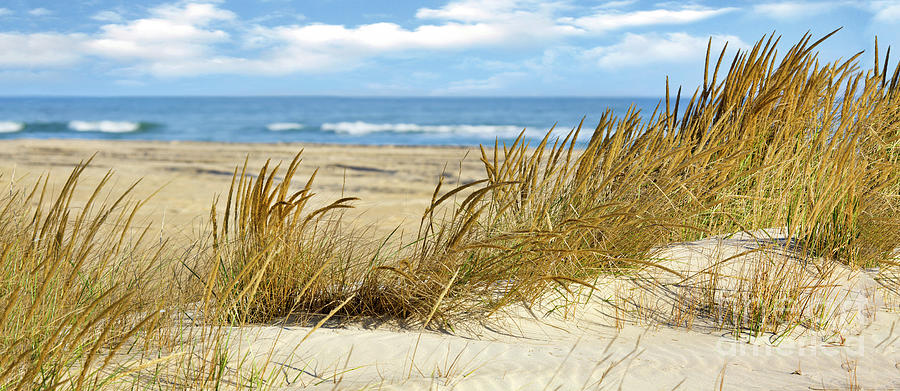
[0, 0, 897, 96]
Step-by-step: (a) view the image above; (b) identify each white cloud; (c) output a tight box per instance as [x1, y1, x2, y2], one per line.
[0, 2, 255, 77]
[753, 2, 838, 19]
[0, 33, 86, 67]
[585, 32, 747, 68]
[0, 0, 742, 78]
[28, 8, 53, 16]
[415, 0, 555, 22]
[871, 1, 900, 21]
[413, 0, 580, 42]
[92, 10, 124, 22]
[594, 0, 637, 9]
[596, 1, 637, 9]
[0, 8, 12, 16]
[236, 0, 579, 75]
[242, 0, 734, 75]
[85, 2, 235, 75]
[563, 7, 736, 32]
[89, 20, 228, 60]
[150, 2, 236, 25]
[263, 22, 505, 51]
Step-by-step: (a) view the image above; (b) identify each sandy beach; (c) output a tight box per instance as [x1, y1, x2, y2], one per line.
[0, 139, 483, 240]
[2, 139, 898, 390]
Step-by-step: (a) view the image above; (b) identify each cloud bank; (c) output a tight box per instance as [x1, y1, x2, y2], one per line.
[0, 0, 739, 77]
[0, 0, 892, 96]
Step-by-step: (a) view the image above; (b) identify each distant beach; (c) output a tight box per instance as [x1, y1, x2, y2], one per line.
[0, 138, 481, 238]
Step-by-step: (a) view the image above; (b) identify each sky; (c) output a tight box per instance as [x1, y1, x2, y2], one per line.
[0, 0, 898, 96]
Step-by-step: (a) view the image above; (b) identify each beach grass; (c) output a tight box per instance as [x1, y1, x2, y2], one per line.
[0, 159, 174, 389]
[0, 31, 898, 389]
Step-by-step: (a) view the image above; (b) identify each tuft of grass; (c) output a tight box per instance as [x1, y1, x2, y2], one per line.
[193, 31, 900, 335]
[383, 30, 900, 330]
[0, 159, 168, 389]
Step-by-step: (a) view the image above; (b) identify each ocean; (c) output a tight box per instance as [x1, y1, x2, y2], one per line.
[0, 97, 660, 146]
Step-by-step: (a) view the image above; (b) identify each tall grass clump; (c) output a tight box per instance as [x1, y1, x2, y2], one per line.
[0, 160, 168, 389]
[202, 153, 383, 324]
[203, 31, 899, 333]
[396, 31, 900, 326]
[203, 126, 718, 328]
[668, 31, 900, 266]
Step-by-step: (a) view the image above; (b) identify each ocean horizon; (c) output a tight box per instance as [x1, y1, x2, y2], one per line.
[0, 96, 662, 145]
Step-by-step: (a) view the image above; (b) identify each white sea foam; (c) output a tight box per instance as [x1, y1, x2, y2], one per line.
[320, 121, 524, 136]
[266, 122, 305, 131]
[0, 121, 24, 133]
[68, 120, 141, 133]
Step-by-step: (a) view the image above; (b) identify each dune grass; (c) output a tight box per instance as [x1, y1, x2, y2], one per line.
[0, 159, 173, 389]
[0, 31, 898, 389]
[208, 30, 899, 330]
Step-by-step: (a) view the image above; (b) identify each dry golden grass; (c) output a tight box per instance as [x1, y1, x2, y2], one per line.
[0, 158, 172, 389]
[0, 31, 898, 389]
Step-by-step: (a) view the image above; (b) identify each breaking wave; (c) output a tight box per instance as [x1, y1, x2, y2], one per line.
[68, 120, 143, 133]
[266, 122, 305, 131]
[0, 121, 24, 133]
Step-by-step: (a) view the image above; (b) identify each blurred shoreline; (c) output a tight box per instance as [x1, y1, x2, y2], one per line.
[0, 138, 484, 239]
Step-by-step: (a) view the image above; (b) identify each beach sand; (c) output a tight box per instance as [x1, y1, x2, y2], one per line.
[2, 139, 898, 390]
[0, 139, 483, 241]
[223, 235, 900, 390]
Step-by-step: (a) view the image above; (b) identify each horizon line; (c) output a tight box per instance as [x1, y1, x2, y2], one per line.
[0, 94, 665, 99]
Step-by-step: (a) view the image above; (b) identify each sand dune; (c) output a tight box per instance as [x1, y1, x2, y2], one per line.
[225, 234, 900, 390]
[228, 315, 900, 390]
[2, 139, 898, 390]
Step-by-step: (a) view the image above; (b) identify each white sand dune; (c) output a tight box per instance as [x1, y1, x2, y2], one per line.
[223, 232, 900, 390]
[223, 307, 899, 390]
[645, 229, 883, 334]
[3, 140, 897, 389]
